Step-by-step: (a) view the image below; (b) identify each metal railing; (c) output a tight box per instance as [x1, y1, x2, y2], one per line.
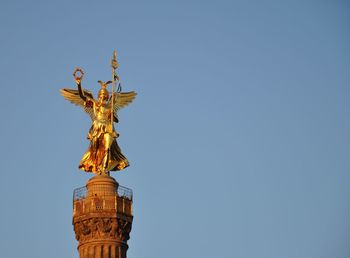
[73, 186, 86, 200]
[73, 184, 133, 201]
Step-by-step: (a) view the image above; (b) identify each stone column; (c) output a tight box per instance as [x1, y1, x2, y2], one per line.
[73, 175, 133, 258]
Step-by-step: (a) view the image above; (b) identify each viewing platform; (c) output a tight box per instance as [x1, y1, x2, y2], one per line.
[73, 178, 133, 217]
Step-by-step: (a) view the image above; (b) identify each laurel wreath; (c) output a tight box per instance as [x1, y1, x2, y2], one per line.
[73, 68, 85, 80]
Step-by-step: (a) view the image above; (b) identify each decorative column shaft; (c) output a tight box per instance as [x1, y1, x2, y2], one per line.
[73, 175, 133, 258]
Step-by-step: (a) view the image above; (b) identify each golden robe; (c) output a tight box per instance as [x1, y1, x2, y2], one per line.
[79, 98, 129, 173]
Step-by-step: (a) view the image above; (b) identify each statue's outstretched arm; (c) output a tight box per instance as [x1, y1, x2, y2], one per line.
[73, 68, 87, 102]
[77, 82, 87, 102]
[61, 68, 96, 120]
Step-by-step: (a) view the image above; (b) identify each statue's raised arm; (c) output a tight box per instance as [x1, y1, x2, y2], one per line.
[60, 68, 96, 121]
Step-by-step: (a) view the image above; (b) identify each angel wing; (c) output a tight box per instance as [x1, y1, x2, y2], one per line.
[60, 88, 96, 120]
[111, 91, 137, 122]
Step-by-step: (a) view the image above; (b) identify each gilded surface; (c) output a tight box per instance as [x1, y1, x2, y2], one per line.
[61, 53, 136, 175]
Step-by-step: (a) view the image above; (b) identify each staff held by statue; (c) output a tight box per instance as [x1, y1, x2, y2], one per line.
[111, 50, 120, 133]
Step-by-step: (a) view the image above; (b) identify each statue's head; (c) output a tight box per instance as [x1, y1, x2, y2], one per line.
[98, 80, 111, 103]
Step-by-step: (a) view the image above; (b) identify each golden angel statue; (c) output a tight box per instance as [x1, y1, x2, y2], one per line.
[60, 54, 136, 175]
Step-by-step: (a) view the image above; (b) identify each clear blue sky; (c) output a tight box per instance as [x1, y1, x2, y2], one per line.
[0, 1, 349, 258]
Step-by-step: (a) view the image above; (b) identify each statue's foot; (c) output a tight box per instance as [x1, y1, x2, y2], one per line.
[96, 169, 103, 176]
